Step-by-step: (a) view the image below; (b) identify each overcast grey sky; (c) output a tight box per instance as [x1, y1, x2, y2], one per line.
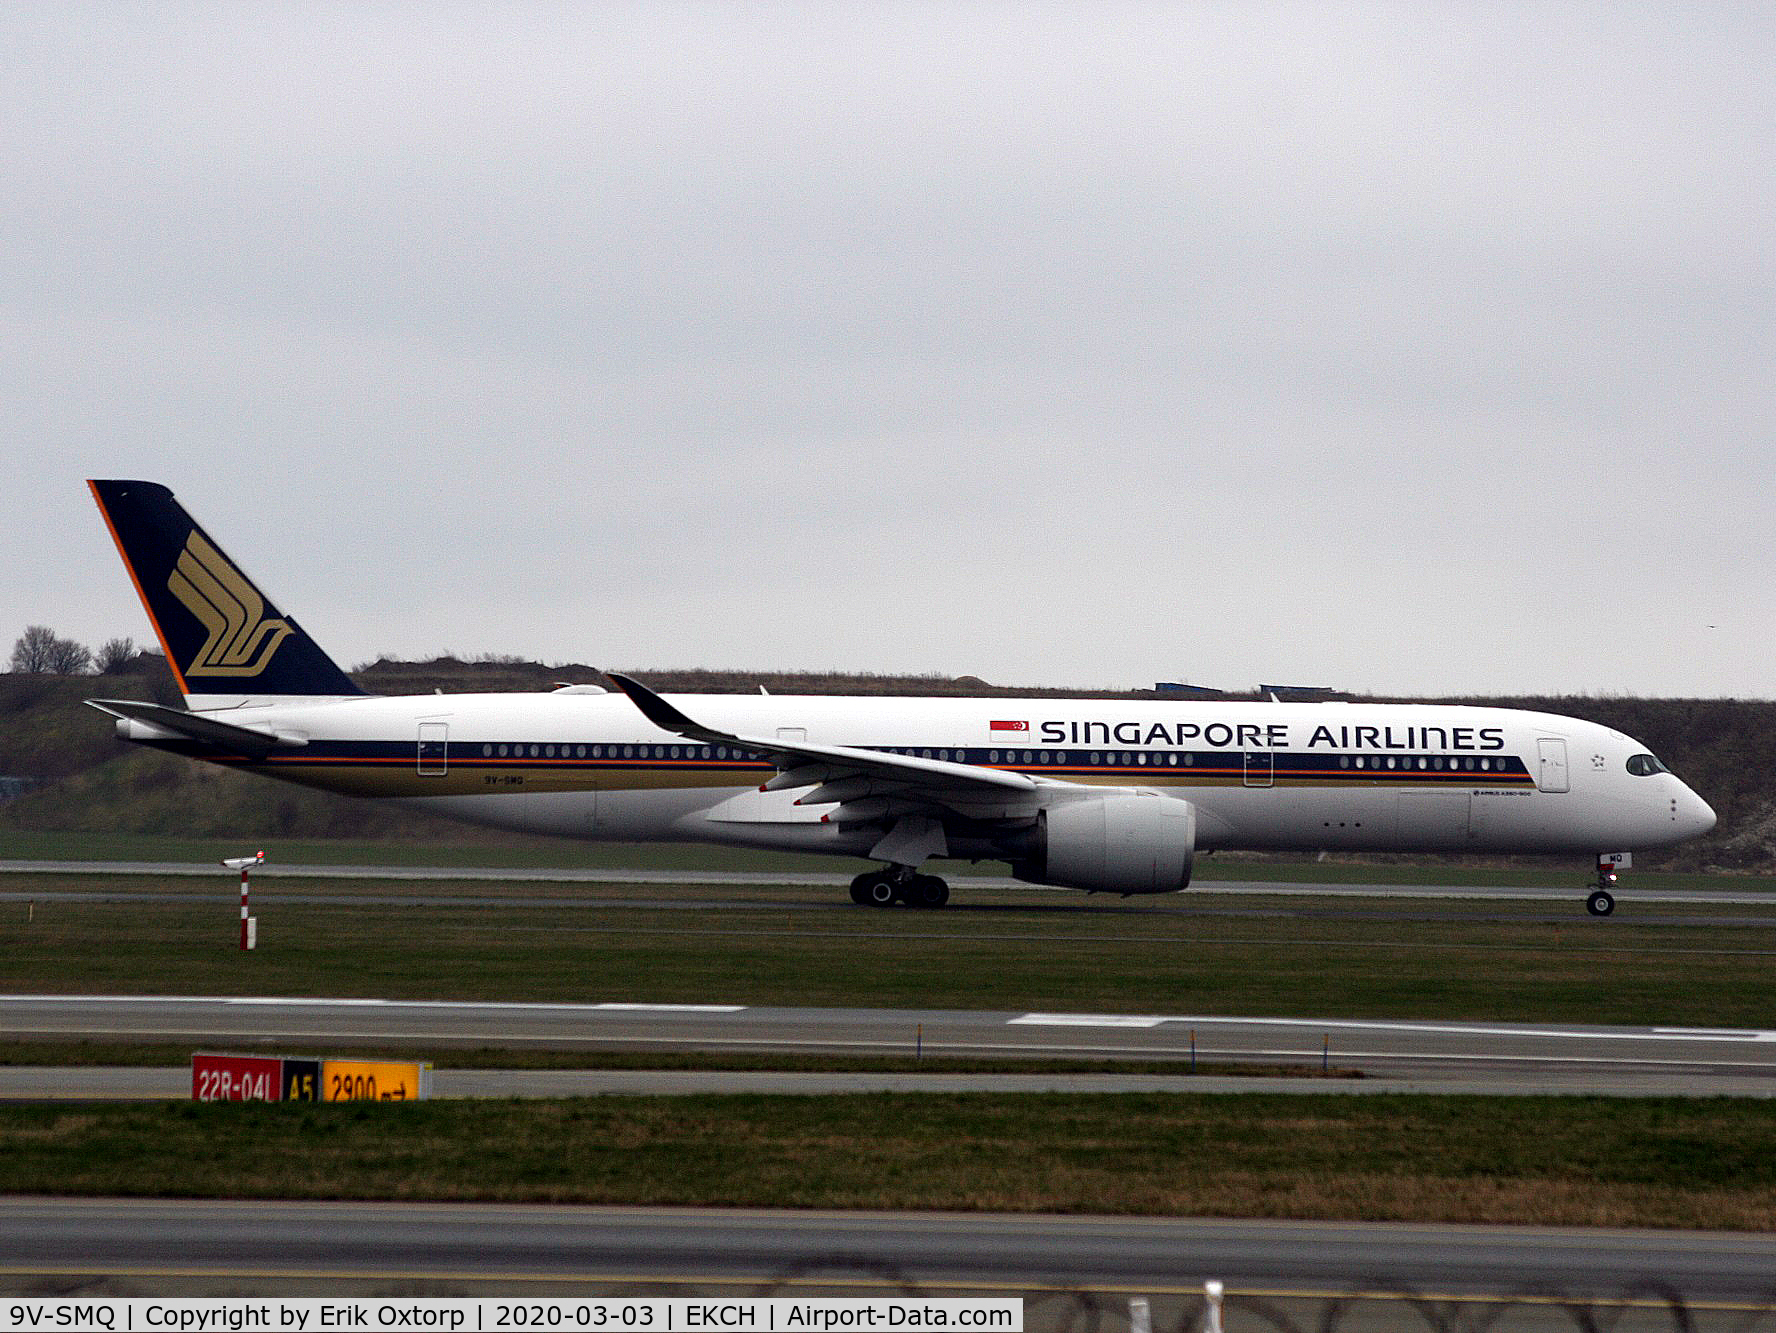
[4, 5, 1772, 698]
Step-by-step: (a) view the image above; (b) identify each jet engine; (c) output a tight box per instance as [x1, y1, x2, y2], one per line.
[1012, 793, 1195, 895]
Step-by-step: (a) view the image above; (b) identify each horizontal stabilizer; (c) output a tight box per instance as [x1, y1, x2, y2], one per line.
[85, 699, 306, 756]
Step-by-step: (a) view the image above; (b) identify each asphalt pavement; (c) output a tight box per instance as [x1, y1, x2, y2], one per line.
[3, 1198, 1775, 1305]
[6, 996, 1776, 1096]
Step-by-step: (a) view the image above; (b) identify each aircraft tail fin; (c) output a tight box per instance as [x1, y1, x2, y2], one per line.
[88, 479, 365, 704]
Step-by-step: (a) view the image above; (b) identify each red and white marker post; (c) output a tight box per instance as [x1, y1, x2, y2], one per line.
[222, 851, 265, 950]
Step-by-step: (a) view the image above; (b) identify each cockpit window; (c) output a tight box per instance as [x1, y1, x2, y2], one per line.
[1626, 754, 1668, 777]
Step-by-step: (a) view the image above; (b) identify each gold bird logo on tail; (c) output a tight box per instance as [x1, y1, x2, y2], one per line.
[168, 531, 293, 676]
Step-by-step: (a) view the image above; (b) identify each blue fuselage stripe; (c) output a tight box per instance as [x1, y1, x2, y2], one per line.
[147, 737, 1538, 785]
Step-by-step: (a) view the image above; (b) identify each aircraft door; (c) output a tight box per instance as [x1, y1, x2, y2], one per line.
[1536, 737, 1569, 793]
[418, 722, 448, 776]
[1243, 750, 1274, 788]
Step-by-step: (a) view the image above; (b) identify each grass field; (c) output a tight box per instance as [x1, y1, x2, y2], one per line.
[3, 1093, 1775, 1230]
[6, 872, 1776, 1025]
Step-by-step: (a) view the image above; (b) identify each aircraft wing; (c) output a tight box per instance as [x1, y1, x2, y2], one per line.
[606, 672, 1047, 824]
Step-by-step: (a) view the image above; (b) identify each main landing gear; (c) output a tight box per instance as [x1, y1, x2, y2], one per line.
[849, 867, 951, 909]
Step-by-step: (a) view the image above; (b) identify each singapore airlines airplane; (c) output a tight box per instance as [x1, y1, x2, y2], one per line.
[87, 479, 1714, 917]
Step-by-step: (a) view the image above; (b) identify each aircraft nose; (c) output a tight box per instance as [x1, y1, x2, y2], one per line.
[1682, 786, 1717, 838]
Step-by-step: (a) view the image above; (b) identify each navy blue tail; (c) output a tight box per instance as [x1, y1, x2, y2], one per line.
[89, 479, 364, 700]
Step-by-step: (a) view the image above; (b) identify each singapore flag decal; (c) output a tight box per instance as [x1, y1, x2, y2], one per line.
[990, 720, 1029, 733]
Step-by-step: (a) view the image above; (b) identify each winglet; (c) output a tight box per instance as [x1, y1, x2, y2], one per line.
[606, 671, 1039, 797]
[605, 672, 707, 737]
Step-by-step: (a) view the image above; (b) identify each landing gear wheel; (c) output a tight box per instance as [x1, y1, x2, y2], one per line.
[909, 874, 950, 909]
[1586, 889, 1616, 917]
[863, 874, 898, 908]
[849, 874, 874, 906]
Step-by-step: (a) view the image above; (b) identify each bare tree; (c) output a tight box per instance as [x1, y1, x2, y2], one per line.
[47, 638, 92, 673]
[10, 626, 56, 673]
[96, 636, 138, 674]
[9, 626, 93, 674]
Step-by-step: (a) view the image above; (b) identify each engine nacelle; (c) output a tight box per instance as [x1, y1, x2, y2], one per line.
[1012, 793, 1195, 895]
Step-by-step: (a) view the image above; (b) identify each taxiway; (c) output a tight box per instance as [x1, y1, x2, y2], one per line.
[3, 1198, 1775, 1304]
[5, 995, 1776, 1096]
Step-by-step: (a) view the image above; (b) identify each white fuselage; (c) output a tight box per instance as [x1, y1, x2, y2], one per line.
[133, 691, 1717, 863]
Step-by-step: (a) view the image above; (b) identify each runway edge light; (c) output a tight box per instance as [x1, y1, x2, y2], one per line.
[1204, 1281, 1225, 1333]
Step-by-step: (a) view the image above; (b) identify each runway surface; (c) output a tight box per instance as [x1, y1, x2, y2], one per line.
[6, 858, 1775, 909]
[4, 1198, 1776, 1304]
[7, 995, 1776, 1096]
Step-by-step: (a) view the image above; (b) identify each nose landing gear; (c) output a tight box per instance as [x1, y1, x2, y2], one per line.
[1586, 854, 1627, 916]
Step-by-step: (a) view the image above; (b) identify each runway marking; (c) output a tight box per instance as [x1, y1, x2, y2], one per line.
[1011, 1013, 1776, 1042]
[0, 994, 745, 1014]
[1654, 1026, 1774, 1040]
